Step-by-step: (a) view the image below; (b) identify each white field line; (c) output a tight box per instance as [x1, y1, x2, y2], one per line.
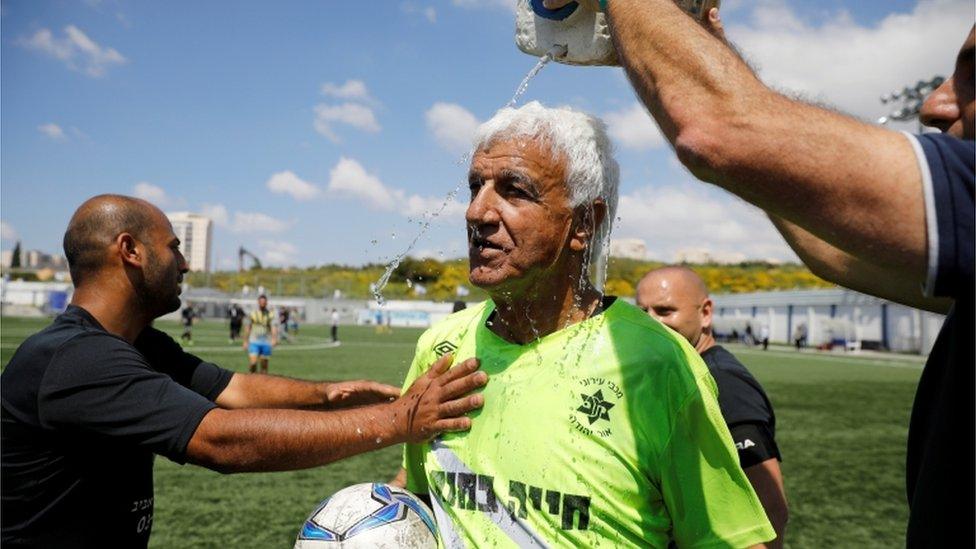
[727, 345, 925, 370]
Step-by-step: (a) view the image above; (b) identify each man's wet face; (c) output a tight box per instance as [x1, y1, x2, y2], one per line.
[465, 139, 576, 294]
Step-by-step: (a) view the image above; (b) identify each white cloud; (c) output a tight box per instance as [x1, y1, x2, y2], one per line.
[230, 212, 290, 234]
[320, 79, 373, 102]
[1, 221, 18, 242]
[327, 157, 396, 210]
[451, 0, 516, 13]
[326, 157, 467, 219]
[266, 170, 320, 201]
[21, 25, 126, 77]
[603, 102, 666, 150]
[258, 239, 299, 266]
[200, 203, 289, 234]
[614, 181, 797, 262]
[401, 3, 437, 22]
[37, 123, 66, 140]
[402, 193, 467, 219]
[726, 0, 974, 123]
[426, 102, 480, 154]
[313, 103, 381, 142]
[133, 181, 169, 206]
[200, 203, 229, 227]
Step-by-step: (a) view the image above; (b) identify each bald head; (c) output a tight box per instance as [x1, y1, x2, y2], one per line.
[636, 266, 714, 349]
[63, 195, 164, 285]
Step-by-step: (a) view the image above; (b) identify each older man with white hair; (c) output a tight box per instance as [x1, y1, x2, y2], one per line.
[395, 102, 775, 548]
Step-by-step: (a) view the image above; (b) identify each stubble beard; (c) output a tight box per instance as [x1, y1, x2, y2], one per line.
[137, 249, 181, 318]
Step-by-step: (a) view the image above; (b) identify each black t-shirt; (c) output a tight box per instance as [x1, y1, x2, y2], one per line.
[700, 345, 780, 468]
[1, 305, 233, 548]
[905, 133, 974, 547]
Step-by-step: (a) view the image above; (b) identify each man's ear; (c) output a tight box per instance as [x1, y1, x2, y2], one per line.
[701, 297, 714, 331]
[117, 233, 143, 268]
[570, 199, 608, 253]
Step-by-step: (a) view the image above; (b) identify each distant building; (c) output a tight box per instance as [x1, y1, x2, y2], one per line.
[674, 248, 748, 265]
[712, 288, 944, 354]
[167, 212, 213, 272]
[1, 249, 67, 270]
[609, 238, 647, 260]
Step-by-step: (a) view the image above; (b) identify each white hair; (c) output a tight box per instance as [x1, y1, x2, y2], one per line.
[471, 101, 620, 287]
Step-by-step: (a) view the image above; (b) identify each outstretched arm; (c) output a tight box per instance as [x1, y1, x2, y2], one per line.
[216, 373, 401, 410]
[605, 0, 927, 284]
[187, 355, 487, 473]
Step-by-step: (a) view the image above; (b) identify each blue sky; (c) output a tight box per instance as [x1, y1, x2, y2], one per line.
[2, 0, 972, 269]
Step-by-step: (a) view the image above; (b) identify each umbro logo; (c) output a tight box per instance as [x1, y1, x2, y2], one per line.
[735, 439, 756, 450]
[433, 341, 458, 357]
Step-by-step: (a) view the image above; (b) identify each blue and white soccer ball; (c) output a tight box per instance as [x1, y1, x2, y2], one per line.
[294, 483, 438, 548]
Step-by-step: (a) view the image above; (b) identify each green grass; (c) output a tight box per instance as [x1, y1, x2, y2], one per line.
[1, 316, 924, 548]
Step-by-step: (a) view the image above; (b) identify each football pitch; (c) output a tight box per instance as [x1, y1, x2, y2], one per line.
[1, 315, 926, 548]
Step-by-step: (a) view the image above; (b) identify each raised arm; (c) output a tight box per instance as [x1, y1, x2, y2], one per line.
[606, 0, 927, 282]
[769, 215, 953, 314]
[187, 355, 487, 473]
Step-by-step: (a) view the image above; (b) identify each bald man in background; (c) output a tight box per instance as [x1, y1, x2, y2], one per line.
[637, 266, 788, 548]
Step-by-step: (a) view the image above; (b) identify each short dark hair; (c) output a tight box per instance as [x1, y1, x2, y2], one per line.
[63, 195, 157, 286]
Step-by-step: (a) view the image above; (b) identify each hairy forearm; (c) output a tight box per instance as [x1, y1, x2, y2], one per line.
[770, 215, 952, 314]
[217, 373, 330, 410]
[187, 405, 403, 473]
[606, 0, 927, 276]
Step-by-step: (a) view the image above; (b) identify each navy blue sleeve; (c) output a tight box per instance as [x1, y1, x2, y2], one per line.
[37, 333, 217, 463]
[913, 133, 975, 299]
[135, 326, 233, 401]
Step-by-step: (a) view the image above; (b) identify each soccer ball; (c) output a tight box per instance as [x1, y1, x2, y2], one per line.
[294, 483, 438, 548]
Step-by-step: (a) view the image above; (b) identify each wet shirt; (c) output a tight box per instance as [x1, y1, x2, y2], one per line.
[904, 132, 975, 546]
[700, 345, 781, 468]
[0, 306, 233, 548]
[402, 299, 774, 548]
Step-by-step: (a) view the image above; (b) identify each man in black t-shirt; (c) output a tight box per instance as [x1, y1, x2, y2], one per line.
[228, 303, 246, 342]
[180, 302, 195, 345]
[1, 195, 489, 548]
[637, 266, 787, 548]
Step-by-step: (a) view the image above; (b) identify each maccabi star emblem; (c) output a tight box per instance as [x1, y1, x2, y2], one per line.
[577, 389, 615, 425]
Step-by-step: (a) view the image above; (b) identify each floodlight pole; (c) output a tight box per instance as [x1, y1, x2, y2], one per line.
[877, 76, 945, 132]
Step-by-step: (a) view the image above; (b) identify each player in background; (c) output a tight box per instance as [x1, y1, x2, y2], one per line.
[637, 266, 787, 548]
[242, 294, 276, 374]
[180, 302, 195, 346]
[279, 306, 292, 343]
[395, 102, 774, 547]
[330, 308, 340, 343]
[228, 302, 245, 343]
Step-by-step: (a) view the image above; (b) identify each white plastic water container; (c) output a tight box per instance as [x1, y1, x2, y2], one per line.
[515, 0, 617, 66]
[515, 0, 719, 66]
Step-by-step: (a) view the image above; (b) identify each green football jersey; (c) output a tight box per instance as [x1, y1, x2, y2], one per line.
[402, 298, 774, 548]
